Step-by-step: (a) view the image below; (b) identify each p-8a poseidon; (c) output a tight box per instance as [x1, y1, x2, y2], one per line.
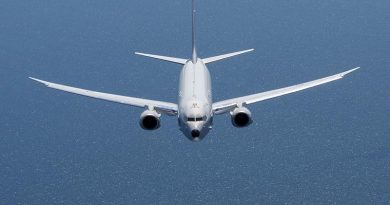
[30, 1, 359, 141]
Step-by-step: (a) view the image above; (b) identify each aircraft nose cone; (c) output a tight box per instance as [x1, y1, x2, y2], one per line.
[191, 129, 201, 139]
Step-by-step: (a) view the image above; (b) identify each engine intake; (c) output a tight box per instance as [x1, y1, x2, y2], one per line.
[231, 107, 253, 128]
[139, 110, 161, 130]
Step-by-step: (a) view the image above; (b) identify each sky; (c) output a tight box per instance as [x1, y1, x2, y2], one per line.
[1, 0, 390, 204]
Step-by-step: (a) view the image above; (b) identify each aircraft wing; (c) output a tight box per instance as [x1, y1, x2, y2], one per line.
[212, 67, 360, 115]
[29, 77, 178, 115]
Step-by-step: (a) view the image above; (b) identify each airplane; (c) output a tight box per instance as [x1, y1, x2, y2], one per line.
[29, 0, 359, 142]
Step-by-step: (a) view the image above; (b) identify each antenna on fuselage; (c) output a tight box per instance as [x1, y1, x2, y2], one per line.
[192, 0, 198, 64]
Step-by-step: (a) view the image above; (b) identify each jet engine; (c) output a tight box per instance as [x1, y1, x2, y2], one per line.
[139, 110, 161, 130]
[231, 107, 253, 128]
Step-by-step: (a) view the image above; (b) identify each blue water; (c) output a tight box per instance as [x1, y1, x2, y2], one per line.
[1, 0, 389, 204]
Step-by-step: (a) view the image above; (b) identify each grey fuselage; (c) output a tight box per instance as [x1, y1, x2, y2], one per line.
[178, 59, 212, 141]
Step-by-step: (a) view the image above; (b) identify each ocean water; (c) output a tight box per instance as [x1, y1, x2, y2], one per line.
[1, 0, 389, 204]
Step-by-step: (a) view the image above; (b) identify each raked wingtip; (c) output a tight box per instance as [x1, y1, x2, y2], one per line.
[241, 48, 255, 54]
[29, 77, 48, 85]
[29, 77, 39, 82]
[340, 67, 360, 77]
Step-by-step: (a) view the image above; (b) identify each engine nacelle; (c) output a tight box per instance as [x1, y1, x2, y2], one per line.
[231, 107, 253, 128]
[139, 110, 161, 130]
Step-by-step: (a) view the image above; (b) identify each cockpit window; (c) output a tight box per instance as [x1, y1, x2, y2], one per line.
[187, 117, 205, 122]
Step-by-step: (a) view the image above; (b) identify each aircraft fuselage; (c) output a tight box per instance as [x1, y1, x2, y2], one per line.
[178, 59, 213, 141]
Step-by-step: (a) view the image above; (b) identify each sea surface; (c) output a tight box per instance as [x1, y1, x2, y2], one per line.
[1, 0, 389, 204]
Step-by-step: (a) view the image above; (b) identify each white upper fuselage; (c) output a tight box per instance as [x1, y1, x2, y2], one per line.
[178, 59, 212, 141]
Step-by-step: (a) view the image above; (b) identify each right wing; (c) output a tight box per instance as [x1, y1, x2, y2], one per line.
[29, 77, 178, 116]
[212, 67, 360, 115]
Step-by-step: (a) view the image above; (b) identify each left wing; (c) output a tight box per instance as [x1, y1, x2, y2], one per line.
[29, 77, 178, 115]
[212, 67, 360, 115]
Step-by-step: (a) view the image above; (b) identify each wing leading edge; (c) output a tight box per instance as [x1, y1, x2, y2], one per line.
[212, 67, 360, 115]
[29, 77, 178, 115]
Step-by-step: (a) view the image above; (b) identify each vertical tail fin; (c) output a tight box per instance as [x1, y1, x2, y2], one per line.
[192, 0, 197, 63]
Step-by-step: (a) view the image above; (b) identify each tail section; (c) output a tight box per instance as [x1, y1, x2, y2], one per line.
[135, 1, 254, 66]
[192, 0, 197, 63]
[136, 0, 198, 65]
[202, 49, 254, 64]
[135, 52, 187, 65]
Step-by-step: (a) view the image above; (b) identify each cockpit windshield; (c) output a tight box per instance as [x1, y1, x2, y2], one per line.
[187, 117, 205, 122]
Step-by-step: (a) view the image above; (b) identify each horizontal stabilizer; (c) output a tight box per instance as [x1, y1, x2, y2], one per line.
[135, 52, 187, 65]
[203, 49, 254, 64]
